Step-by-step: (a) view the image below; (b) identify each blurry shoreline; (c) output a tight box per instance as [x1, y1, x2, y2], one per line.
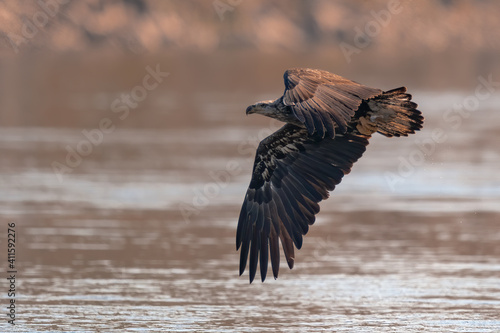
[1, 0, 499, 128]
[1, 48, 499, 129]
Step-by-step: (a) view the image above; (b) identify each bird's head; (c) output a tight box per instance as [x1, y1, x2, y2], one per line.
[246, 100, 276, 116]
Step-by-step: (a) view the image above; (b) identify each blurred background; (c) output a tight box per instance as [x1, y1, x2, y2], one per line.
[0, 0, 499, 331]
[1, 0, 500, 128]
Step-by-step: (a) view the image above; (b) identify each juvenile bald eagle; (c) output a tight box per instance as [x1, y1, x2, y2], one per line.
[238, 68, 423, 283]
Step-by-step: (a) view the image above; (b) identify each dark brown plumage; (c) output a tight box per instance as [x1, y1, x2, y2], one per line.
[239, 68, 424, 283]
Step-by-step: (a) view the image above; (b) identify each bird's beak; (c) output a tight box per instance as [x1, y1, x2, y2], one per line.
[246, 105, 254, 115]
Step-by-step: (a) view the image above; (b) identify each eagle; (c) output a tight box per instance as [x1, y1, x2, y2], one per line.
[237, 68, 424, 283]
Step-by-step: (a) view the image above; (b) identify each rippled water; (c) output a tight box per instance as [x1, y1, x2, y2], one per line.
[1, 92, 500, 332]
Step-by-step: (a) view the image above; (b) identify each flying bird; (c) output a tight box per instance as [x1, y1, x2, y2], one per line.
[237, 68, 424, 283]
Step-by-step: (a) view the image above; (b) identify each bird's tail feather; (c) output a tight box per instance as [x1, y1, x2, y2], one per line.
[368, 87, 424, 137]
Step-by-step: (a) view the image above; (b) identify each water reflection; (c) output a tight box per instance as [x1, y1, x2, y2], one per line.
[1, 92, 500, 331]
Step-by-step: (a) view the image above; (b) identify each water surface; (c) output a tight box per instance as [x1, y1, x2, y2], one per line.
[1, 92, 499, 332]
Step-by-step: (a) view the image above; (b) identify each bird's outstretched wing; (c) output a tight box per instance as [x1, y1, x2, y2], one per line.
[236, 123, 369, 283]
[283, 68, 382, 138]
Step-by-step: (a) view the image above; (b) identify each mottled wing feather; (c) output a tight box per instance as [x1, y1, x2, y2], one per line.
[236, 124, 370, 283]
[283, 68, 382, 138]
